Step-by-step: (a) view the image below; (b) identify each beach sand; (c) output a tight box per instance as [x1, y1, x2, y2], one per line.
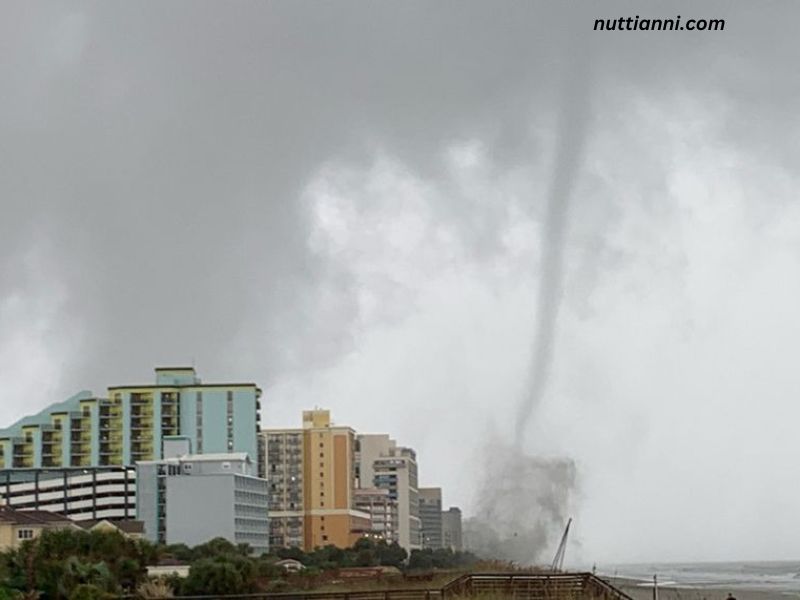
[609, 579, 798, 600]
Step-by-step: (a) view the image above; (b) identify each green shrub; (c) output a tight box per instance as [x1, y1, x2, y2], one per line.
[68, 584, 110, 600]
[181, 558, 248, 596]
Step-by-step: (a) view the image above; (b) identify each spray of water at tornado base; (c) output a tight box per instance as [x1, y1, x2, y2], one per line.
[466, 49, 591, 566]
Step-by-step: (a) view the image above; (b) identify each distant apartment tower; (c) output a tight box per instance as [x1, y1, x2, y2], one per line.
[442, 506, 463, 551]
[419, 487, 443, 549]
[263, 410, 370, 551]
[263, 429, 304, 548]
[0, 367, 262, 473]
[353, 487, 398, 542]
[136, 446, 269, 554]
[356, 434, 421, 551]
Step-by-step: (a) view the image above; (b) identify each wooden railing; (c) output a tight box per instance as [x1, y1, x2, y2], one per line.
[139, 572, 633, 600]
[441, 572, 634, 600]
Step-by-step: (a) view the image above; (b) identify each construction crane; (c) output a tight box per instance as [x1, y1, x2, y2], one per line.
[550, 517, 572, 572]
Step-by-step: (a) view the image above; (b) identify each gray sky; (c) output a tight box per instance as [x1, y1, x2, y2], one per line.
[2, 1, 800, 563]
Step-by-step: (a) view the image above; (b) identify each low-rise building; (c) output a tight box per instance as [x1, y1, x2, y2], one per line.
[75, 518, 145, 539]
[0, 506, 74, 551]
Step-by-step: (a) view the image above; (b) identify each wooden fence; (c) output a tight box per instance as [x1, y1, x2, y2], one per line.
[153, 572, 633, 600]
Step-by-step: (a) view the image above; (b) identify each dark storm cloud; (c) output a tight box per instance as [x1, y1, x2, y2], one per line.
[3, 0, 800, 561]
[2, 1, 797, 393]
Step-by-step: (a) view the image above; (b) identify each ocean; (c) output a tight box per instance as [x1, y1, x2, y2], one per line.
[599, 562, 800, 593]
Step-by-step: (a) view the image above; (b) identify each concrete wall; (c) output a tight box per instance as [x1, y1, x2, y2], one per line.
[136, 462, 160, 543]
[166, 474, 236, 547]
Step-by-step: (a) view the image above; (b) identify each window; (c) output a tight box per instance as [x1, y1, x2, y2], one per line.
[226, 391, 234, 450]
[196, 392, 203, 453]
[17, 529, 34, 540]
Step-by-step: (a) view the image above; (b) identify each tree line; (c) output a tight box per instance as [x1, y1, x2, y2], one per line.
[0, 530, 479, 600]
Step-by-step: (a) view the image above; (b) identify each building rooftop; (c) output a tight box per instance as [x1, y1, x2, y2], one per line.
[0, 507, 73, 525]
[76, 519, 145, 535]
[138, 452, 251, 465]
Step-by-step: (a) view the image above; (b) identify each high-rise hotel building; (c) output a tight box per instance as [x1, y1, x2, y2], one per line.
[356, 434, 421, 551]
[0, 367, 261, 473]
[263, 410, 370, 550]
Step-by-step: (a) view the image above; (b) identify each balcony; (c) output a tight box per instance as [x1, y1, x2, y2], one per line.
[99, 441, 123, 454]
[131, 443, 153, 455]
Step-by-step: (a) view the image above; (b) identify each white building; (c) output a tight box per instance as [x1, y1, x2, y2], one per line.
[356, 434, 421, 551]
[136, 446, 269, 554]
[354, 487, 398, 541]
[0, 467, 136, 521]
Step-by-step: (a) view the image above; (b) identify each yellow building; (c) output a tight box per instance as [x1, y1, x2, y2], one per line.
[0, 506, 75, 552]
[263, 410, 371, 550]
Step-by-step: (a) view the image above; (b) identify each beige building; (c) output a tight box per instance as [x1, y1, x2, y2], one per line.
[442, 506, 463, 551]
[0, 506, 74, 551]
[263, 410, 370, 550]
[75, 518, 145, 540]
[353, 487, 398, 541]
[356, 434, 421, 551]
